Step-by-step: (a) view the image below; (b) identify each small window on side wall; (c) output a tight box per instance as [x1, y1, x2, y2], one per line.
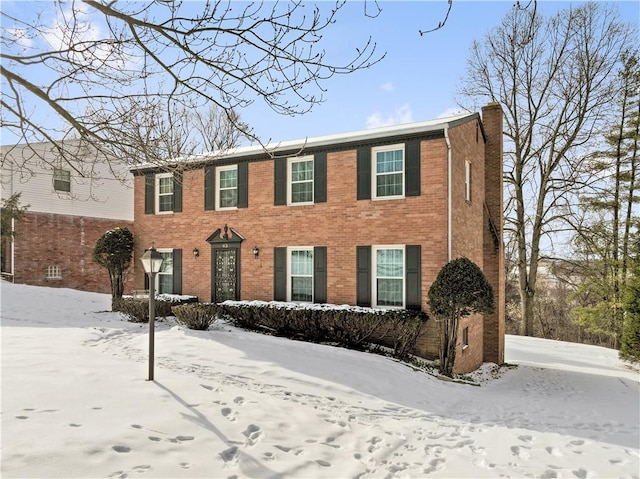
[464, 161, 472, 202]
[462, 326, 469, 350]
[45, 265, 62, 279]
[53, 168, 71, 193]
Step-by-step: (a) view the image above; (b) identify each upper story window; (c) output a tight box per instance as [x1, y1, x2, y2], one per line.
[373, 245, 405, 308]
[53, 168, 71, 193]
[465, 160, 472, 202]
[288, 156, 314, 205]
[217, 165, 238, 209]
[372, 144, 404, 199]
[156, 173, 174, 213]
[288, 247, 314, 302]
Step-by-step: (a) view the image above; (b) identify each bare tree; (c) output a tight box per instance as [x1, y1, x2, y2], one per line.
[1, 1, 382, 175]
[459, 2, 634, 336]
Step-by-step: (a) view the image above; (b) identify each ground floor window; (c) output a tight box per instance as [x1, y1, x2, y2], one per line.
[288, 247, 313, 302]
[157, 249, 174, 294]
[45, 265, 62, 280]
[373, 246, 404, 308]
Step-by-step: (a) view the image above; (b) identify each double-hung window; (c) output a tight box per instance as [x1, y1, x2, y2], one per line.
[156, 173, 174, 213]
[288, 157, 314, 205]
[373, 246, 405, 308]
[53, 168, 71, 193]
[288, 247, 313, 302]
[157, 249, 174, 294]
[217, 165, 238, 209]
[372, 145, 404, 199]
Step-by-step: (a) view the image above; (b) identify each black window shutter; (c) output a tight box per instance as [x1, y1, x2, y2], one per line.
[172, 248, 182, 295]
[237, 162, 248, 208]
[274, 158, 286, 205]
[274, 247, 287, 301]
[173, 171, 183, 212]
[314, 153, 327, 203]
[313, 246, 327, 303]
[356, 246, 371, 306]
[405, 140, 421, 197]
[144, 272, 149, 290]
[204, 166, 214, 210]
[357, 147, 371, 200]
[144, 174, 155, 214]
[405, 245, 421, 310]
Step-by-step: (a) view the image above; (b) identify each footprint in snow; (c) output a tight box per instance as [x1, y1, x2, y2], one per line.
[221, 407, 237, 422]
[546, 446, 563, 457]
[112, 445, 131, 453]
[220, 446, 239, 464]
[510, 445, 531, 460]
[243, 424, 263, 446]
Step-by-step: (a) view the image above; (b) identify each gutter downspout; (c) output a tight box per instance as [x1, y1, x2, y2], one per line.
[445, 126, 452, 262]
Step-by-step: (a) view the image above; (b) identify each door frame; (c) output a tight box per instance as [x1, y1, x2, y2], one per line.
[206, 225, 244, 303]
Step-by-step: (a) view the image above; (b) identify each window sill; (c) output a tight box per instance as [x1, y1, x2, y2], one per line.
[371, 195, 405, 201]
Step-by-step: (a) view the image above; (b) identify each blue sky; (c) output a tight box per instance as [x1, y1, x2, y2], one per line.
[243, 0, 640, 144]
[1, 1, 639, 147]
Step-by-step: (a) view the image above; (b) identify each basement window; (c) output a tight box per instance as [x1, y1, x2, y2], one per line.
[45, 265, 62, 280]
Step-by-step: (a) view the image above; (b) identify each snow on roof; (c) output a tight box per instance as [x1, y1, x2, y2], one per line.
[130, 111, 478, 171]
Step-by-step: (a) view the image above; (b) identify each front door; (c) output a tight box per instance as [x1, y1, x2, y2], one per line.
[213, 248, 239, 302]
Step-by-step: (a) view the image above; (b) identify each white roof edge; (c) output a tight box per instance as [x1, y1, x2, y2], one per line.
[131, 111, 478, 170]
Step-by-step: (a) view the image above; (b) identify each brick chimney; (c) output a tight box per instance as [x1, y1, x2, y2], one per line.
[481, 102, 505, 365]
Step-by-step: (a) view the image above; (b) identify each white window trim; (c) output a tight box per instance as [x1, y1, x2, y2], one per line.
[45, 265, 62, 279]
[372, 245, 405, 309]
[286, 246, 314, 302]
[371, 144, 405, 200]
[462, 326, 470, 350]
[287, 156, 314, 206]
[155, 173, 174, 214]
[464, 160, 472, 202]
[154, 248, 173, 293]
[216, 164, 238, 211]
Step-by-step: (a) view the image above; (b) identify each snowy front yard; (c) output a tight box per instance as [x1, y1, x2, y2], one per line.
[1, 282, 638, 478]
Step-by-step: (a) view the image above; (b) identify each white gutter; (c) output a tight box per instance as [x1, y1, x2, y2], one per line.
[445, 126, 452, 262]
[10, 217, 15, 276]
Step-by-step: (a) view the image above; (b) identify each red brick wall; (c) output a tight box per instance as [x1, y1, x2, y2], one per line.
[481, 103, 506, 365]
[10, 212, 134, 295]
[133, 138, 452, 307]
[133, 118, 502, 368]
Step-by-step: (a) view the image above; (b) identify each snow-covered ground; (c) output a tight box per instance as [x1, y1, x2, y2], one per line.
[1, 282, 638, 479]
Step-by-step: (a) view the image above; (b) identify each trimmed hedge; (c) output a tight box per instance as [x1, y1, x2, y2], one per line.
[173, 303, 217, 331]
[207, 301, 428, 359]
[115, 297, 173, 323]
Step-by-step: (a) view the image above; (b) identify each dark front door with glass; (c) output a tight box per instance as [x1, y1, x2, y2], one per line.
[212, 248, 239, 302]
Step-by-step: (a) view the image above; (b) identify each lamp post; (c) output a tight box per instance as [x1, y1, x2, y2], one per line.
[140, 246, 164, 381]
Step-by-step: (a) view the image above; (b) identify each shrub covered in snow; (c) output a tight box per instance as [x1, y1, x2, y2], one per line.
[212, 301, 428, 359]
[116, 298, 173, 323]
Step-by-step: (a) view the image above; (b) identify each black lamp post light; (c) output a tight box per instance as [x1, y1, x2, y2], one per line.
[140, 245, 164, 381]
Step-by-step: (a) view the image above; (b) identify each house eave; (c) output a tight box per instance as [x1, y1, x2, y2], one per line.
[130, 112, 479, 174]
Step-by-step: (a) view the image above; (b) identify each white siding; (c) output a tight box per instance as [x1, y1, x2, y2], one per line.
[1, 141, 133, 221]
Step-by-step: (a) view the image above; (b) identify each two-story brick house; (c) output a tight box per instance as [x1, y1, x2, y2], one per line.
[1, 140, 134, 293]
[131, 103, 505, 373]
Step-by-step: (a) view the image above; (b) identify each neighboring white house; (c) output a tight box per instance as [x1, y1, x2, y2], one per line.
[1, 140, 134, 293]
